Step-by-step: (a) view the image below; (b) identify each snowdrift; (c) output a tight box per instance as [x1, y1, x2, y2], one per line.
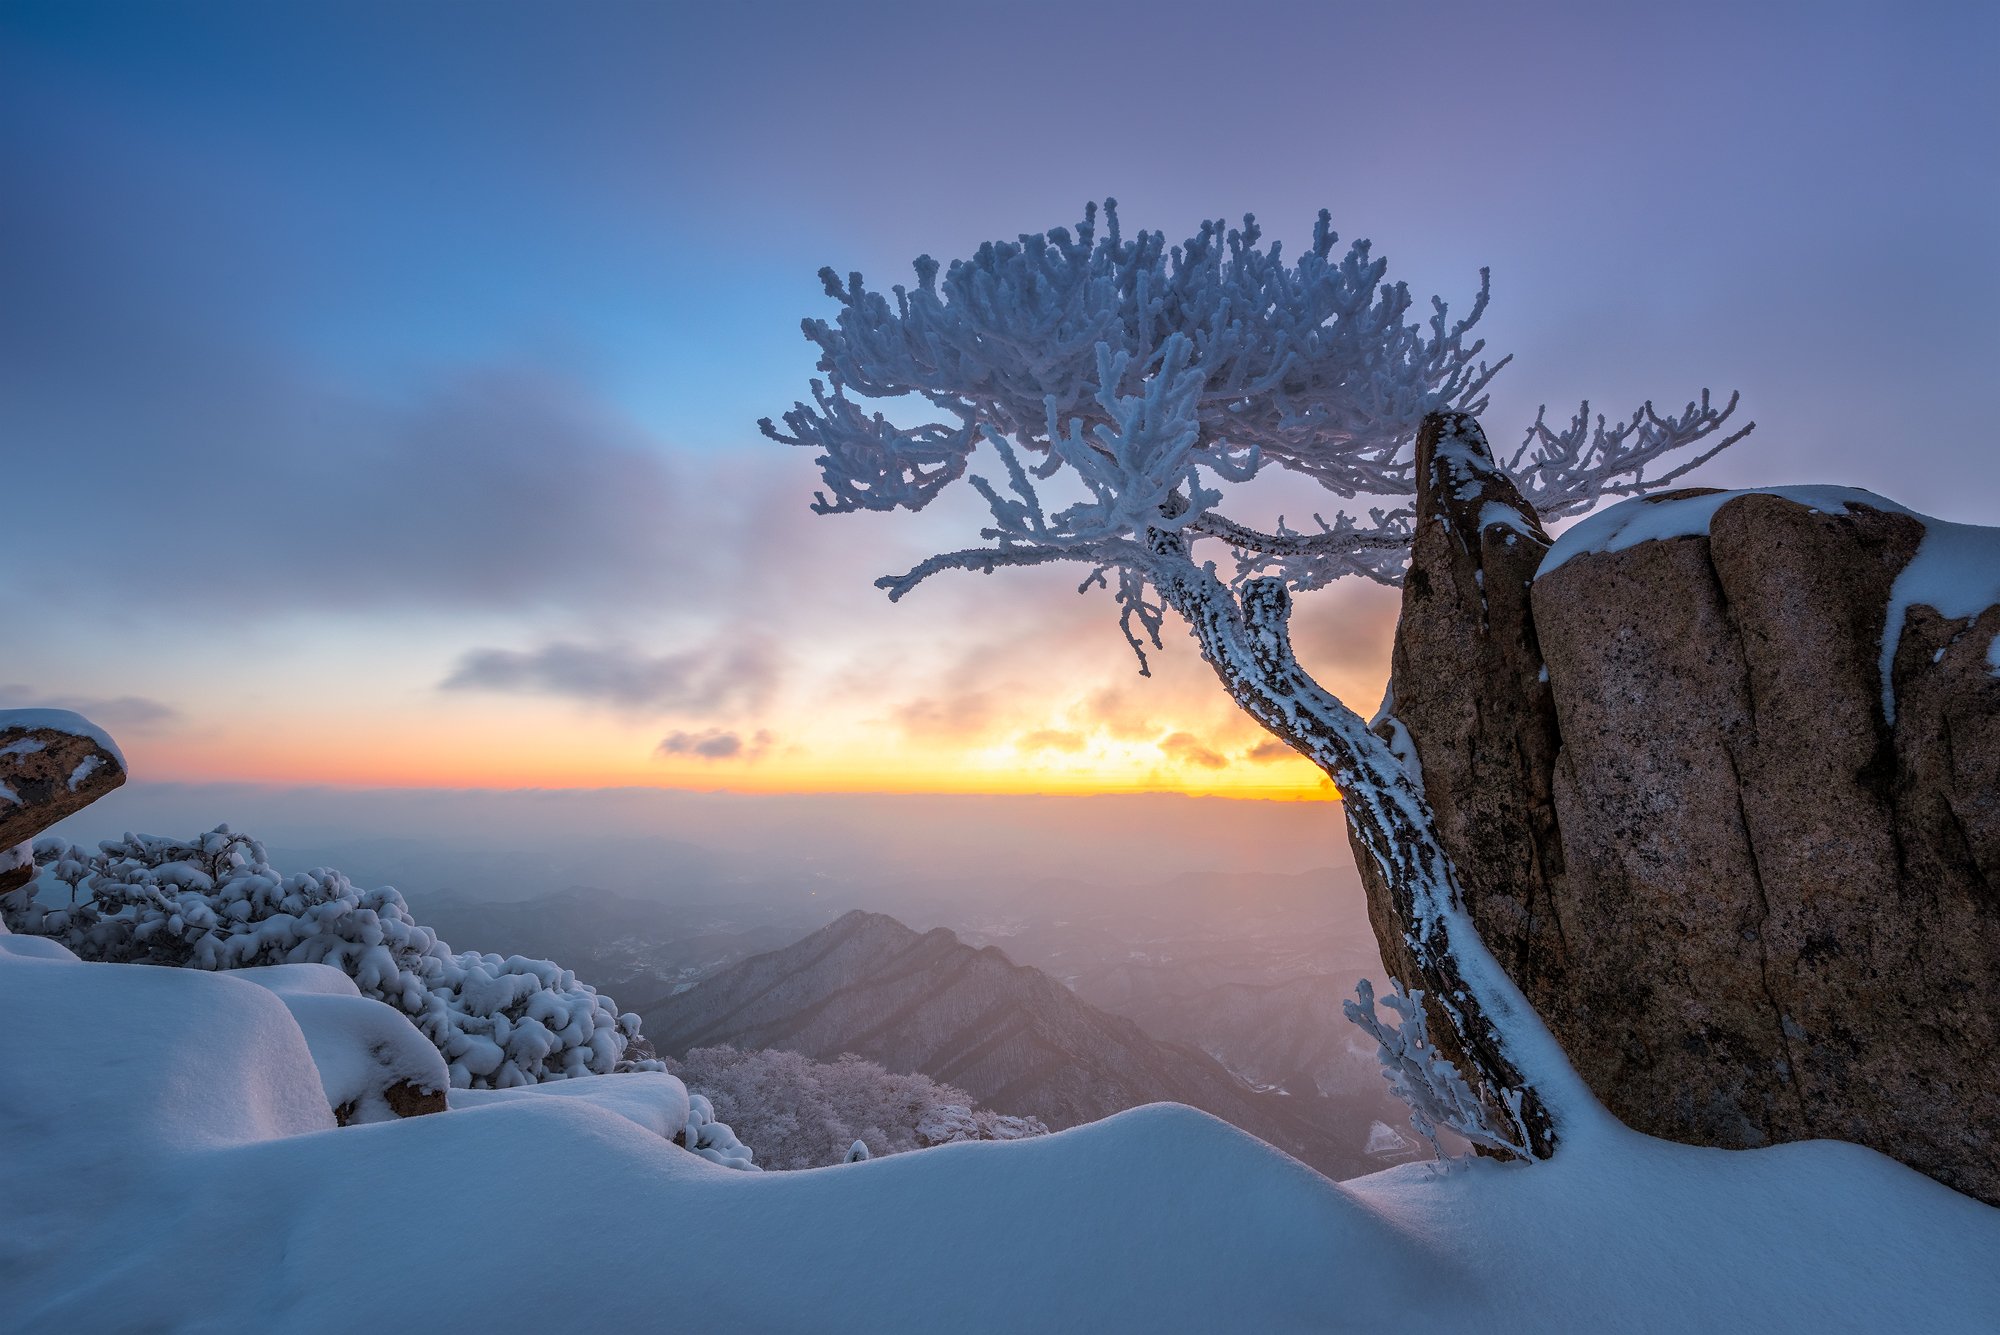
[234, 964, 450, 1123]
[3, 925, 1995, 1333]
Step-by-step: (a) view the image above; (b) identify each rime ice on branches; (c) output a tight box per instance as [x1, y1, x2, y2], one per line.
[764, 203, 1750, 1160]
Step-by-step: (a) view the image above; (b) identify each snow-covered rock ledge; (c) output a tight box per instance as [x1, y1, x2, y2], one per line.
[0, 708, 126, 859]
[1539, 485, 2000, 721]
[4, 921, 1994, 1333]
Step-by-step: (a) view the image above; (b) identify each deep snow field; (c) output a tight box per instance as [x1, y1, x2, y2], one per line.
[3, 921, 1995, 1333]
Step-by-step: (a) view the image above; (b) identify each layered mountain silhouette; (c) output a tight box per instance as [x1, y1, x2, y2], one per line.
[638, 909, 1377, 1178]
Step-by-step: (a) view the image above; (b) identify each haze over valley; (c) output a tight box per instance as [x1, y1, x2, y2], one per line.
[42, 783, 1424, 1177]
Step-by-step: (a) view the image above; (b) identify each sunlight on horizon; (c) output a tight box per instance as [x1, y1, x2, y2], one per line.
[124, 716, 1340, 800]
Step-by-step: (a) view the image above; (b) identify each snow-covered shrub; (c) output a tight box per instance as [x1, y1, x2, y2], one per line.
[683, 1092, 758, 1170]
[234, 963, 451, 1123]
[912, 1100, 1046, 1149]
[1343, 977, 1529, 1161]
[666, 1046, 1047, 1170]
[4, 826, 662, 1090]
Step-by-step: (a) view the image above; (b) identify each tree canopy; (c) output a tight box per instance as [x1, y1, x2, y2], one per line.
[764, 201, 1747, 669]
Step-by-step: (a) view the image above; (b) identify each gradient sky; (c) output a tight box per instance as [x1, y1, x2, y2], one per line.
[4, 0, 1997, 801]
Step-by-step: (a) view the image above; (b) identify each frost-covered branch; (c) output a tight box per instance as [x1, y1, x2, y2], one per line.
[772, 202, 1749, 618]
[1508, 392, 1752, 519]
[1344, 977, 1532, 1160]
[764, 202, 1505, 508]
[760, 378, 975, 515]
[865, 335, 1232, 675]
[1191, 507, 1417, 590]
[875, 545, 1086, 602]
[1036, 337, 1257, 543]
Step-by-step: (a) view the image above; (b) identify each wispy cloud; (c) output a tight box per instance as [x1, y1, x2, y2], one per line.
[439, 639, 780, 715]
[1243, 738, 1297, 764]
[0, 685, 181, 733]
[1083, 687, 1157, 741]
[890, 690, 996, 742]
[656, 728, 774, 761]
[4, 343, 698, 618]
[1158, 731, 1228, 769]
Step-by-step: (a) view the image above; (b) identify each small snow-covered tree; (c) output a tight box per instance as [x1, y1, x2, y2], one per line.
[763, 203, 1750, 1159]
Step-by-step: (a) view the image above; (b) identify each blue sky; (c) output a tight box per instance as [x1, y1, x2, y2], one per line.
[4, 0, 1996, 796]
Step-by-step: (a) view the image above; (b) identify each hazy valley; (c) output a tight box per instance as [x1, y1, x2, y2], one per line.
[405, 866, 1427, 1178]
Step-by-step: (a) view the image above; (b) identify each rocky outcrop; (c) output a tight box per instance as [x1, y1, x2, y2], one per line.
[0, 709, 126, 855]
[1367, 426, 2000, 1203]
[342, 1078, 449, 1125]
[1, 709, 125, 904]
[1367, 415, 1568, 1015]
[641, 909, 1373, 1179]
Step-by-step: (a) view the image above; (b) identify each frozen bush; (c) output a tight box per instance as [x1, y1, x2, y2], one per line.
[683, 1092, 758, 1170]
[1344, 977, 1529, 1161]
[667, 1046, 1047, 1170]
[5, 826, 664, 1090]
[913, 1100, 1046, 1148]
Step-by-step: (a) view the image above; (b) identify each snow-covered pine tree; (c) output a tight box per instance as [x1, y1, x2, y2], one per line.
[762, 203, 1750, 1159]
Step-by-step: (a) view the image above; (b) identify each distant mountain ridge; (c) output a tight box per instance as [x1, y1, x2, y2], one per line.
[639, 908, 1375, 1178]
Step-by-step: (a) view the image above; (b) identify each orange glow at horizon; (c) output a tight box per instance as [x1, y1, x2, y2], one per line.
[119, 709, 1337, 801]
[86, 583, 1393, 806]
[137, 744, 1337, 800]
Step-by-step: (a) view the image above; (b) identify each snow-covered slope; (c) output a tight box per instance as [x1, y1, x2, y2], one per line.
[4, 925, 1994, 1332]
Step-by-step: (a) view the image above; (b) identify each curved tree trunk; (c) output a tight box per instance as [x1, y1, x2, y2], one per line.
[1146, 413, 1577, 1159]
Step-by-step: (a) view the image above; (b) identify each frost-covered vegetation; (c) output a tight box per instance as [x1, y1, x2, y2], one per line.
[2, 826, 659, 1089]
[682, 1088, 760, 1169]
[0, 825, 1041, 1174]
[1344, 978, 1526, 1160]
[667, 1045, 1047, 1169]
[765, 203, 1754, 1158]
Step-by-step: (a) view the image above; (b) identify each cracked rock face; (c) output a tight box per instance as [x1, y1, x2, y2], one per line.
[1372, 470, 1999, 1203]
